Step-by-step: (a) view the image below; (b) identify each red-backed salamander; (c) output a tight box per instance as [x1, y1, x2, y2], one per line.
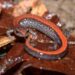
[13, 14, 68, 60]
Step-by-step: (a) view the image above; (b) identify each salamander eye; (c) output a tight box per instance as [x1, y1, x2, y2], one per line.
[13, 27, 30, 38]
[14, 28, 26, 37]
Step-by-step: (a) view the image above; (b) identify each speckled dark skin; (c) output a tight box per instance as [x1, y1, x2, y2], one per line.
[13, 14, 67, 60]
